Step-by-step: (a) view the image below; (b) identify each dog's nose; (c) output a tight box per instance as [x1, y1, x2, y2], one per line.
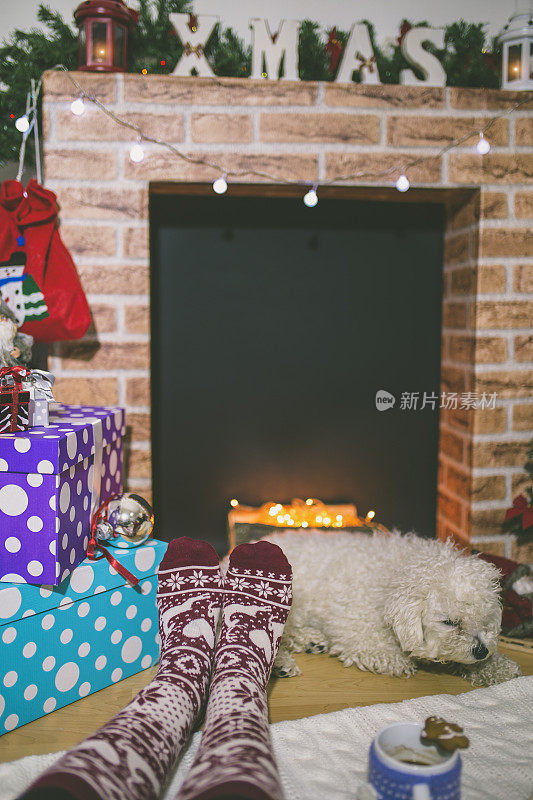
[472, 641, 489, 660]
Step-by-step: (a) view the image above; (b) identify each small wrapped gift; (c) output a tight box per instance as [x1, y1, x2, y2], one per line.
[0, 366, 30, 433]
[23, 369, 55, 427]
[0, 404, 125, 585]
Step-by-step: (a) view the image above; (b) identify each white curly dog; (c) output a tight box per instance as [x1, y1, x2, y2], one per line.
[262, 531, 520, 687]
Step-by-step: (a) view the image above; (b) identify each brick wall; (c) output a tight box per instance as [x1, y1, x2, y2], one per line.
[42, 73, 533, 557]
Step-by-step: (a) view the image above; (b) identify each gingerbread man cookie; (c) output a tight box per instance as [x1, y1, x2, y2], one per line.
[421, 716, 470, 752]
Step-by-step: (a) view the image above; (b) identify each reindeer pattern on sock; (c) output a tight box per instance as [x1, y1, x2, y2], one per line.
[34, 558, 224, 800]
[176, 560, 292, 800]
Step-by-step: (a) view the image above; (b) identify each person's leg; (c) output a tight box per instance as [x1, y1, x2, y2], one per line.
[19, 538, 223, 800]
[176, 541, 292, 800]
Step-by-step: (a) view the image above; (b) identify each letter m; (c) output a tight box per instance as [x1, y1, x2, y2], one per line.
[249, 19, 299, 80]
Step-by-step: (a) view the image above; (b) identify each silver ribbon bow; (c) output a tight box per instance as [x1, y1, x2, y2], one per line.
[23, 369, 55, 401]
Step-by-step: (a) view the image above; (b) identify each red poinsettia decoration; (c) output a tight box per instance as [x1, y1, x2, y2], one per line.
[505, 495, 533, 530]
[326, 27, 343, 73]
[397, 21, 412, 48]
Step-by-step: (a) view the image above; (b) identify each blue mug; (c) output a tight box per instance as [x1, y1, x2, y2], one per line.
[366, 721, 461, 800]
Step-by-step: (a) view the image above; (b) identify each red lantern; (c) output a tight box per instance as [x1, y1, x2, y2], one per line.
[74, 0, 136, 72]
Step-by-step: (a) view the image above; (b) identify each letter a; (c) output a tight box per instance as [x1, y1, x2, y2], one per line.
[335, 23, 381, 85]
[170, 14, 219, 77]
[249, 19, 299, 80]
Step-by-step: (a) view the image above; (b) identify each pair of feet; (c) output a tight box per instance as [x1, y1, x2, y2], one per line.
[22, 538, 293, 800]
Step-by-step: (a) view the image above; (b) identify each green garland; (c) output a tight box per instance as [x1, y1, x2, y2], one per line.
[1, 1, 501, 168]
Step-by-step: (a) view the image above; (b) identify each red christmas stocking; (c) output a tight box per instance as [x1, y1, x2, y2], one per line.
[0, 179, 91, 341]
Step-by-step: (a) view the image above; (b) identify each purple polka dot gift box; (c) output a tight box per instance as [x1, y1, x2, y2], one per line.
[0, 538, 167, 735]
[0, 404, 125, 585]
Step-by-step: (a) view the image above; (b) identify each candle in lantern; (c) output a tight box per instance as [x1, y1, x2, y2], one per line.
[497, 9, 533, 91]
[74, 0, 137, 73]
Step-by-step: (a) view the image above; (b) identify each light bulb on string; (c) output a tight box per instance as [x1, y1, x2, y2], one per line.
[303, 185, 318, 207]
[395, 174, 410, 193]
[70, 97, 86, 116]
[129, 141, 145, 163]
[15, 116, 30, 133]
[476, 132, 490, 155]
[213, 176, 228, 194]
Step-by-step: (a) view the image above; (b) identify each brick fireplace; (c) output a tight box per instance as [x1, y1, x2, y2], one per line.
[42, 71, 533, 558]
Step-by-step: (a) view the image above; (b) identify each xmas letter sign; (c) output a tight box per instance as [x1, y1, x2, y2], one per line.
[170, 16, 447, 87]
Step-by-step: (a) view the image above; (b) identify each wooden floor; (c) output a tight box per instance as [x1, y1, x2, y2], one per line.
[1, 643, 531, 764]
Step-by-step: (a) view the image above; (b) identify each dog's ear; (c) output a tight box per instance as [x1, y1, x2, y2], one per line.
[384, 594, 424, 654]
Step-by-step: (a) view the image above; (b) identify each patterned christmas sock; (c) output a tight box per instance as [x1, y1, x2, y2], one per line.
[176, 540, 293, 800]
[19, 538, 223, 800]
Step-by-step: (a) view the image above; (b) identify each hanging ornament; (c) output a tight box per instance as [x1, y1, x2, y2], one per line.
[87, 492, 155, 585]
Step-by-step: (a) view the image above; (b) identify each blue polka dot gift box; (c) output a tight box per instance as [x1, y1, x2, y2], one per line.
[0, 538, 167, 735]
[0, 403, 125, 585]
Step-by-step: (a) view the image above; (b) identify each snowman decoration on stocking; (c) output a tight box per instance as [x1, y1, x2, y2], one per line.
[0, 250, 48, 329]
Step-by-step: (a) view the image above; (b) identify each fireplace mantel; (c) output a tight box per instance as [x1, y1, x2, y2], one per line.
[42, 71, 533, 558]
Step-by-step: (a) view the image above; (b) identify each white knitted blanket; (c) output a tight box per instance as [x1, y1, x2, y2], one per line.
[1, 676, 532, 800]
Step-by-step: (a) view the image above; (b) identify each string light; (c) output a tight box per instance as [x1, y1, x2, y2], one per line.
[129, 141, 145, 163]
[395, 174, 410, 193]
[476, 132, 491, 155]
[303, 185, 318, 207]
[28, 66, 533, 198]
[230, 498, 239, 507]
[15, 116, 30, 133]
[213, 176, 228, 194]
[70, 97, 86, 116]
[229, 497, 384, 530]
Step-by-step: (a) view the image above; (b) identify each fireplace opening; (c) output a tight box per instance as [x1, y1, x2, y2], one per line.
[150, 189, 444, 551]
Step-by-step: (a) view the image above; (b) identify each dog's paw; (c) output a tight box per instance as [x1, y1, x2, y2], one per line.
[458, 652, 521, 687]
[377, 655, 417, 678]
[305, 639, 329, 654]
[273, 650, 301, 678]
[273, 660, 302, 678]
[336, 650, 416, 678]
[386, 658, 417, 678]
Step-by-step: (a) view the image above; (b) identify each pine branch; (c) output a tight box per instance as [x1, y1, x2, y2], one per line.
[0, 3, 77, 168]
[0, 4, 502, 169]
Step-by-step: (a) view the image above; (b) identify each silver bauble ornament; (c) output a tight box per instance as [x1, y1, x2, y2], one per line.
[95, 493, 154, 548]
[94, 519, 114, 542]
